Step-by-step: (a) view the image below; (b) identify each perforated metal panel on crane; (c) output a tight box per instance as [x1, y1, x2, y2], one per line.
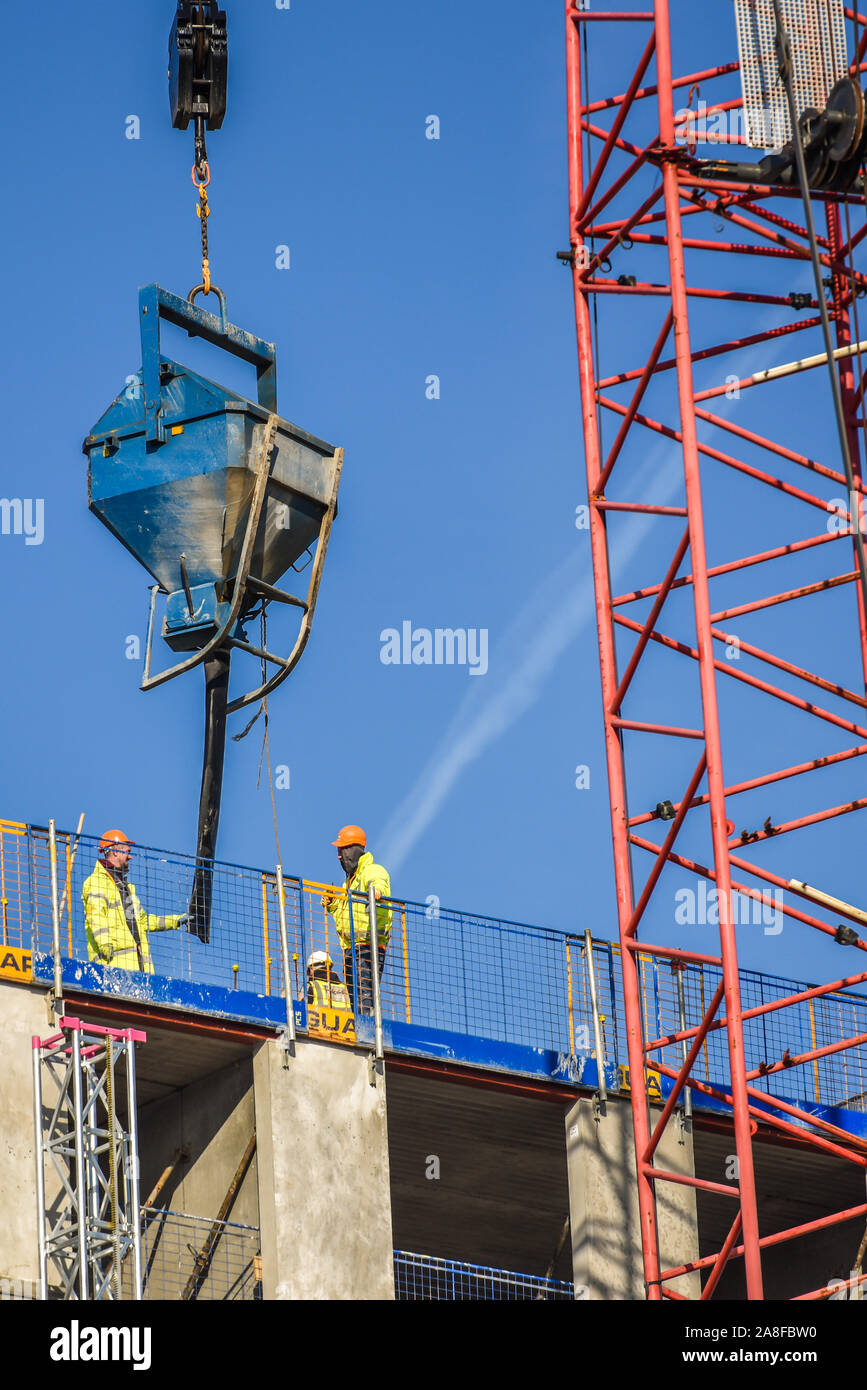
[734, 0, 847, 147]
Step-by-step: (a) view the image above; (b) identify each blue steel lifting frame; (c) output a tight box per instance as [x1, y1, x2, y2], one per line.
[138, 283, 277, 448]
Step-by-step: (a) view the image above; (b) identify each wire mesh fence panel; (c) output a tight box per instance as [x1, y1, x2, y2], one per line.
[298, 883, 586, 1054]
[297, 880, 388, 1014]
[390, 901, 576, 1053]
[23, 825, 53, 957]
[140, 1208, 261, 1301]
[798, 988, 867, 1110]
[712, 967, 867, 1111]
[7, 821, 867, 1109]
[570, 938, 620, 1067]
[29, 830, 293, 1000]
[393, 1250, 573, 1301]
[604, 944, 867, 1114]
[498, 923, 573, 1051]
[260, 872, 307, 1001]
[397, 903, 474, 1036]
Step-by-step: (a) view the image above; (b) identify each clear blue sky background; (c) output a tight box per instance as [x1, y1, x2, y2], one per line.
[1, 2, 864, 991]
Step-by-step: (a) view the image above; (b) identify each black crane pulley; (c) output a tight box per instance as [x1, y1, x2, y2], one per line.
[169, 2, 228, 174]
[697, 76, 867, 193]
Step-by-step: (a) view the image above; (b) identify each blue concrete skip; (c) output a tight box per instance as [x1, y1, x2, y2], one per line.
[34, 953, 867, 1141]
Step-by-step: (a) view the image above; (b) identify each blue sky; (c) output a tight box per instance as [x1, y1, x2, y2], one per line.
[1, 1, 865, 992]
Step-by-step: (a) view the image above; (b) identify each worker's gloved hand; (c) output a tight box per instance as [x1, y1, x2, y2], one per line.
[176, 913, 189, 929]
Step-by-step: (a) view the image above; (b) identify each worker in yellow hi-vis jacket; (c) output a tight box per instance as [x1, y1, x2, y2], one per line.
[324, 825, 391, 1013]
[306, 951, 350, 1009]
[83, 829, 187, 975]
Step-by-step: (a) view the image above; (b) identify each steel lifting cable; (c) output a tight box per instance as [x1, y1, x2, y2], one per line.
[230, 608, 283, 865]
[828, 11, 867, 634]
[773, 0, 867, 621]
[843, 4, 867, 456]
[844, 197, 867, 456]
[257, 608, 283, 866]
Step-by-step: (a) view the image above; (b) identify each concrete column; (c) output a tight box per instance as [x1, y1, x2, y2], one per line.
[565, 1095, 700, 1299]
[254, 1037, 394, 1300]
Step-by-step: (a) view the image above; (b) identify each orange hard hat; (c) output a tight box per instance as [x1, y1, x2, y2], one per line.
[332, 824, 366, 848]
[99, 829, 133, 854]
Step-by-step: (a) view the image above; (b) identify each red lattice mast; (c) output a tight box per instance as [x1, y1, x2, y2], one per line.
[566, 1, 867, 1300]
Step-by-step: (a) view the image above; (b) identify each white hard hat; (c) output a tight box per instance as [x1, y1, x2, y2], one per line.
[307, 950, 332, 969]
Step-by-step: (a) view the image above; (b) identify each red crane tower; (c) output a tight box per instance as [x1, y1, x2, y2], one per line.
[566, 0, 867, 1300]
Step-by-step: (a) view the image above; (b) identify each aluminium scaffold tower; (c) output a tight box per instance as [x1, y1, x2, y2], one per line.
[33, 1017, 145, 1300]
[566, 0, 867, 1300]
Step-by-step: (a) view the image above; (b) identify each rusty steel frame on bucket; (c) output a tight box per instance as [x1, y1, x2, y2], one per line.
[566, 1, 867, 1300]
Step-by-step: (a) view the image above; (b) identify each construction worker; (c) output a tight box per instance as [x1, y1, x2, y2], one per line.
[83, 829, 188, 974]
[306, 951, 350, 1009]
[325, 825, 392, 1014]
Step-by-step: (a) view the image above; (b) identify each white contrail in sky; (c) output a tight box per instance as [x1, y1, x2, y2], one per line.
[379, 551, 592, 873]
[378, 331, 782, 873]
[379, 446, 684, 872]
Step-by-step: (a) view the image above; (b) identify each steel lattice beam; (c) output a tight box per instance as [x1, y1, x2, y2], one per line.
[33, 1017, 145, 1301]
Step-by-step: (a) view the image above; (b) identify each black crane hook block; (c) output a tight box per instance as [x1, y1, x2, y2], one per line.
[169, 2, 228, 133]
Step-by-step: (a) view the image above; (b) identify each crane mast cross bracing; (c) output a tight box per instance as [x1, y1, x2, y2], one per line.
[567, 0, 867, 1301]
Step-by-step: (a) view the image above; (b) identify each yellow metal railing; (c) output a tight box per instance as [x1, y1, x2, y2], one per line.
[297, 879, 411, 1027]
[565, 938, 575, 1055]
[65, 835, 73, 955]
[3, 816, 867, 1109]
[0, 820, 27, 949]
[261, 874, 271, 996]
